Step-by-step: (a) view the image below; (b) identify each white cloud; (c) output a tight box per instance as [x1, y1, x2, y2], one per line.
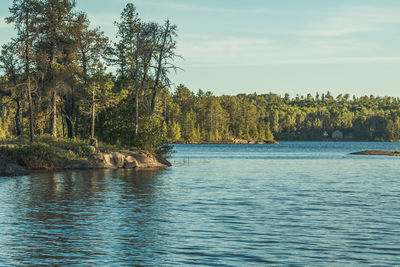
[133, 0, 269, 15]
[177, 34, 393, 67]
[268, 56, 400, 65]
[302, 6, 400, 37]
[178, 35, 272, 66]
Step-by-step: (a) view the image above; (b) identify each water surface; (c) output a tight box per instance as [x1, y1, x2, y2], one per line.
[1, 142, 400, 266]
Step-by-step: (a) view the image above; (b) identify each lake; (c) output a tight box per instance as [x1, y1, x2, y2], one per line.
[1, 142, 400, 266]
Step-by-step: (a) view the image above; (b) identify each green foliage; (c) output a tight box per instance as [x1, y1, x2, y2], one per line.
[2, 0, 400, 152]
[168, 121, 181, 142]
[132, 117, 166, 152]
[0, 142, 65, 169]
[265, 122, 275, 141]
[155, 144, 174, 159]
[41, 137, 94, 157]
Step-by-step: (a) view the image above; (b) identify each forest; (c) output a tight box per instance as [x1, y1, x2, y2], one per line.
[1, 0, 400, 153]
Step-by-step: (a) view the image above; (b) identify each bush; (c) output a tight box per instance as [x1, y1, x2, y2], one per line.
[155, 144, 174, 159]
[40, 138, 94, 156]
[132, 118, 166, 152]
[0, 142, 65, 169]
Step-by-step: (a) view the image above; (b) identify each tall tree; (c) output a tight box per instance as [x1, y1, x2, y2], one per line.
[6, 0, 41, 141]
[37, 0, 76, 137]
[0, 42, 23, 136]
[66, 12, 108, 138]
[114, 3, 143, 137]
[150, 20, 180, 114]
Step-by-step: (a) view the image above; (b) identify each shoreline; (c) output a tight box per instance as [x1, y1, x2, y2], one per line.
[171, 139, 399, 144]
[350, 150, 400, 156]
[0, 150, 170, 177]
[0, 139, 170, 177]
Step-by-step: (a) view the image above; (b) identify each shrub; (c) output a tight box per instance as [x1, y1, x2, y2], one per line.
[0, 142, 64, 169]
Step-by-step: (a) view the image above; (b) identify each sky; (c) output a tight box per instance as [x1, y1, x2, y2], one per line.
[1, 0, 400, 97]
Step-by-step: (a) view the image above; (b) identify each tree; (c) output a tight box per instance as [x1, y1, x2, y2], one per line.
[0, 42, 24, 136]
[150, 20, 181, 114]
[6, 0, 42, 141]
[36, 0, 77, 137]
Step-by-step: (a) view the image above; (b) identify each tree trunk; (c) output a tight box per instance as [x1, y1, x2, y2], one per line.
[151, 21, 170, 114]
[91, 82, 96, 139]
[27, 74, 34, 141]
[63, 93, 75, 138]
[50, 89, 57, 137]
[14, 97, 21, 136]
[135, 86, 139, 137]
[66, 117, 73, 138]
[25, 1, 34, 142]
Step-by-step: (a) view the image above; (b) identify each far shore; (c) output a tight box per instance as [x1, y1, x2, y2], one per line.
[350, 150, 400, 156]
[171, 139, 279, 145]
[171, 139, 400, 144]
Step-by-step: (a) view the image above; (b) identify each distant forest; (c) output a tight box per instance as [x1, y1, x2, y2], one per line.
[1, 1, 400, 150]
[167, 88, 400, 142]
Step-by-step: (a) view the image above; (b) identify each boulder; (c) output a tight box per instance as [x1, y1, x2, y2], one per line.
[0, 155, 30, 177]
[123, 155, 139, 168]
[84, 151, 168, 169]
[232, 138, 248, 144]
[125, 151, 167, 168]
[111, 152, 126, 168]
[88, 153, 115, 168]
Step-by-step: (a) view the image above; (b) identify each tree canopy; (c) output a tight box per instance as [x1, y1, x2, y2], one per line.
[1, 1, 400, 150]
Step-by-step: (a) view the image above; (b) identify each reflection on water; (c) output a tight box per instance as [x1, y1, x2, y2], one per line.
[1, 142, 400, 265]
[0, 170, 168, 265]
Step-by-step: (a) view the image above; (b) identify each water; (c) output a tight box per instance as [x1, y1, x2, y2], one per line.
[1, 142, 400, 266]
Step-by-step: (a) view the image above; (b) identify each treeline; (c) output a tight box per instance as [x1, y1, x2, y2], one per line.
[165, 87, 400, 142]
[0, 1, 179, 151]
[1, 1, 400, 149]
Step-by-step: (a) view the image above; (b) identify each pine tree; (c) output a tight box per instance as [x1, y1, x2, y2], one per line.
[265, 122, 274, 141]
[6, 0, 42, 141]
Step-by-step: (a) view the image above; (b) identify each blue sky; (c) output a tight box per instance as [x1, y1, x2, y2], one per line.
[2, 0, 400, 97]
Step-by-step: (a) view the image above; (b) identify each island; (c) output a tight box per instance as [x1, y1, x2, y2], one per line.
[350, 150, 400, 156]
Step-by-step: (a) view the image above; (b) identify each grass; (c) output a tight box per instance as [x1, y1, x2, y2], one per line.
[0, 136, 171, 169]
[0, 142, 69, 169]
[0, 137, 99, 169]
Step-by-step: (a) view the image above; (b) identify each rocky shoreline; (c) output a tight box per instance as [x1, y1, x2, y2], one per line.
[350, 150, 400, 156]
[65, 150, 170, 170]
[0, 155, 30, 177]
[0, 150, 170, 177]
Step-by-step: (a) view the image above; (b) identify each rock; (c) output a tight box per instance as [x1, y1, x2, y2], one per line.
[123, 155, 139, 168]
[232, 138, 248, 144]
[0, 155, 30, 177]
[350, 150, 400, 156]
[88, 153, 115, 168]
[125, 151, 167, 169]
[84, 151, 168, 169]
[156, 155, 172, 167]
[111, 152, 125, 168]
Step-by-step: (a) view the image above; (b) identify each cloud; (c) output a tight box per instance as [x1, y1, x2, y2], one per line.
[178, 35, 272, 66]
[177, 34, 396, 67]
[268, 56, 400, 65]
[302, 6, 400, 37]
[133, 0, 269, 15]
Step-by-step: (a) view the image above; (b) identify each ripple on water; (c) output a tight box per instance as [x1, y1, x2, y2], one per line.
[1, 142, 400, 265]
